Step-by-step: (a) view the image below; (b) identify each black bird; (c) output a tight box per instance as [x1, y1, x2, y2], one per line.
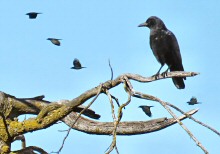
[71, 58, 86, 69]
[138, 16, 186, 89]
[26, 12, 42, 19]
[187, 97, 201, 105]
[18, 95, 45, 101]
[47, 38, 62, 46]
[139, 105, 153, 117]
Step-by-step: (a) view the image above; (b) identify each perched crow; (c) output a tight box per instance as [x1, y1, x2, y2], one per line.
[26, 12, 42, 19]
[187, 97, 201, 105]
[138, 16, 186, 89]
[139, 105, 153, 117]
[71, 58, 86, 69]
[47, 38, 61, 46]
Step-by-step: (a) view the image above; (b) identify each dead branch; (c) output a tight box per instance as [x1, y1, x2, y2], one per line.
[166, 102, 220, 137]
[13, 135, 26, 149]
[110, 94, 121, 108]
[108, 59, 114, 80]
[0, 71, 201, 153]
[56, 84, 103, 154]
[132, 91, 208, 154]
[0, 72, 198, 138]
[105, 89, 118, 154]
[106, 77, 133, 154]
[11, 146, 48, 154]
[62, 109, 198, 135]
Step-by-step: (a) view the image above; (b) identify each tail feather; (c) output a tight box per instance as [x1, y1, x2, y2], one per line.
[172, 77, 185, 89]
[170, 65, 185, 89]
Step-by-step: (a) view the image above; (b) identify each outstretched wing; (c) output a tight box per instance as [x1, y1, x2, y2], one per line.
[52, 39, 60, 46]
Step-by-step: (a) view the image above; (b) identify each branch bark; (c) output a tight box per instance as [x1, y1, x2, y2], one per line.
[62, 109, 198, 135]
[0, 71, 201, 153]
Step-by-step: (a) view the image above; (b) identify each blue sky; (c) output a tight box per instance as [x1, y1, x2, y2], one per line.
[1, 1, 220, 154]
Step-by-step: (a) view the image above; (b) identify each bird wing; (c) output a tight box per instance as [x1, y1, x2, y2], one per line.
[73, 59, 82, 68]
[142, 107, 152, 117]
[165, 30, 183, 69]
[52, 39, 60, 46]
[145, 107, 152, 117]
[149, 32, 164, 64]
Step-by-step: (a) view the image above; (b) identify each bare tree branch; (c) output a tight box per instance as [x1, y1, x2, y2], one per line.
[62, 109, 198, 135]
[56, 84, 103, 154]
[105, 89, 118, 154]
[108, 59, 114, 80]
[0, 71, 202, 153]
[13, 135, 26, 149]
[106, 76, 133, 154]
[12, 146, 48, 154]
[132, 91, 209, 154]
[166, 102, 220, 137]
[110, 94, 121, 108]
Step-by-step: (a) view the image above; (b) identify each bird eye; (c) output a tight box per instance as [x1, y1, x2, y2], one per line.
[146, 18, 155, 27]
[149, 19, 155, 26]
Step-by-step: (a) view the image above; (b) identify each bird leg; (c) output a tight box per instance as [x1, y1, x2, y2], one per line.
[151, 65, 164, 79]
[161, 65, 171, 78]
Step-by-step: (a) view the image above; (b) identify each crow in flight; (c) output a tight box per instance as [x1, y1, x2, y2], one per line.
[47, 38, 62, 46]
[139, 105, 154, 117]
[26, 12, 42, 19]
[71, 58, 86, 69]
[187, 97, 201, 105]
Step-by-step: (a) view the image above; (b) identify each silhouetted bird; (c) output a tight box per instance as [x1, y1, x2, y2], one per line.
[47, 38, 61, 46]
[71, 58, 86, 69]
[26, 12, 42, 19]
[187, 97, 201, 105]
[138, 16, 186, 89]
[73, 105, 101, 119]
[19, 95, 45, 101]
[139, 105, 153, 117]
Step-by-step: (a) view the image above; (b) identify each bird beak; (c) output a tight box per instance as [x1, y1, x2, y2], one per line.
[138, 22, 148, 27]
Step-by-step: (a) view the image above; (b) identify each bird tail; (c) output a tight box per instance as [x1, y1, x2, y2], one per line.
[170, 65, 186, 89]
[172, 77, 185, 89]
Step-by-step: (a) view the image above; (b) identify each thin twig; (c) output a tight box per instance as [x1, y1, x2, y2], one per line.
[104, 89, 117, 153]
[13, 135, 26, 149]
[166, 102, 220, 137]
[58, 130, 68, 132]
[105, 89, 117, 121]
[54, 84, 103, 154]
[115, 145, 120, 154]
[110, 94, 125, 109]
[105, 77, 132, 154]
[132, 91, 209, 154]
[108, 59, 114, 80]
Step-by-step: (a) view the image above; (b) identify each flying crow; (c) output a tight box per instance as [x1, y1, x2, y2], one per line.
[139, 105, 153, 117]
[26, 12, 42, 19]
[187, 97, 201, 105]
[47, 38, 62, 46]
[71, 58, 86, 69]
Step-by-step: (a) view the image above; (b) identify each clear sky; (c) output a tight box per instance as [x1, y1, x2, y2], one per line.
[0, 1, 220, 154]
